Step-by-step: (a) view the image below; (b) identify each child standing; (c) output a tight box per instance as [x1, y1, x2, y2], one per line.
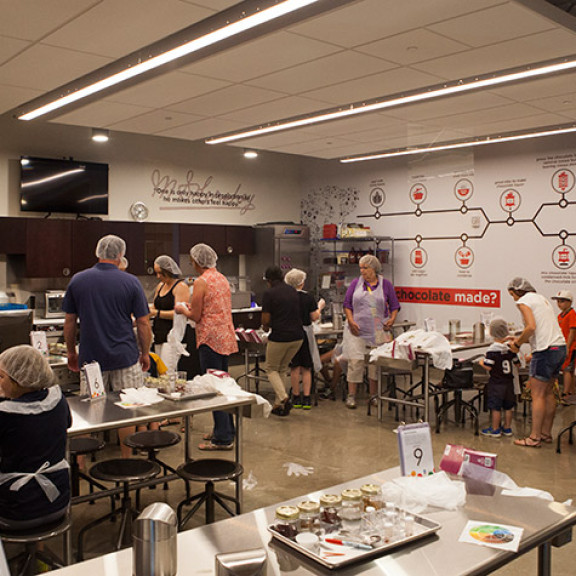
[480, 318, 519, 438]
[551, 290, 576, 400]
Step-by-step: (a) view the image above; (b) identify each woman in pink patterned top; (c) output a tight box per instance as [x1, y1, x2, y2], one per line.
[175, 243, 238, 450]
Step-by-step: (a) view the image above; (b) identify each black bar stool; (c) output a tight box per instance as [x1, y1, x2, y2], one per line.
[68, 436, 108, 500]
[123, 430, 181, 489]
[556, 420, 576, 453]
[76, 458, 161, 561]
[1, 512, 72, 576]
[176, 459, 243, 529]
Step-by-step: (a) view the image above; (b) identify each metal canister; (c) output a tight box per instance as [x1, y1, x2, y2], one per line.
[133, 503, 177, 576]
[448, 319, 460, 341]
[473, 322, 485, 343]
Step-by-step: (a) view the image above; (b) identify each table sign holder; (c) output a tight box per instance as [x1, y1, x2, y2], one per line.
[30, 330, 49, 355]
[83, 361, 106, 400]
[397, 421, 435, 476]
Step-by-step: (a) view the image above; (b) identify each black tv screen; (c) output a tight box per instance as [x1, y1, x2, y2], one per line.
[20, 156, 109, 215]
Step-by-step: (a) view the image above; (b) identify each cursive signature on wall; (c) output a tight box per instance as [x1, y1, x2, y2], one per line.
[150, 169, 256, 215]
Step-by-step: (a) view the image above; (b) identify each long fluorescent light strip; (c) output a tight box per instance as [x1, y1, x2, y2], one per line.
[18, 0, 320, 121]
[340, 125, 576, 163]
[206, 58, 576, 144]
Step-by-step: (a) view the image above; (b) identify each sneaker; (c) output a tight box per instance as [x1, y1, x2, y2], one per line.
[481, 426, 502, 438]
[302, 396, 311, 410]
[501, 428, 513, 437]
[292, 394, 303, 409]
[346, 394, 357, 409]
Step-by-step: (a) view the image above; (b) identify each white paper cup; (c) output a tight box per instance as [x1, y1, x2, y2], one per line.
[295, 532, 319, 552]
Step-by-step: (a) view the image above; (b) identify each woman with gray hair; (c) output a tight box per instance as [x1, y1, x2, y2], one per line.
[507, 277, 566, 447]
[342, 254, 400, 409]
[0, 345, 71, 530]
[284, 268, 325, 409]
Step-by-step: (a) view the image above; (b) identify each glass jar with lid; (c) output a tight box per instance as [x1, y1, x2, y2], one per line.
[340, 489, 363, 521]
[360, 483, 383, 510]
[319, 494, 342, 530]
[274, 506, 299, 539]
[297, 500, 320, 532]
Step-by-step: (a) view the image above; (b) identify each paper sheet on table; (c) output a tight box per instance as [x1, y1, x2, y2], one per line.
[459, 520, 523, 552]
[116, 387, 164, 408]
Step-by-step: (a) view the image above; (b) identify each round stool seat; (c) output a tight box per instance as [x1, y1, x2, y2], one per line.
[69, 437, 105, 455]
[0, 512, 71, 543]
[177, 459, 243, 483]
[124, 430, 181, 451]
[89, 458, 161, 483]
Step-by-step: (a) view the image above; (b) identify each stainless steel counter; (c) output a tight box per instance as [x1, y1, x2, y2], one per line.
[47, 468, 576, 576]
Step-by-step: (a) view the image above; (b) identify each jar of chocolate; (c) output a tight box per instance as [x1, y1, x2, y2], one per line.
[274, 506, 299, 539]
[319, 494, 342, 531]
[297, 501, 320, 532]
[360, 484, 383, 510]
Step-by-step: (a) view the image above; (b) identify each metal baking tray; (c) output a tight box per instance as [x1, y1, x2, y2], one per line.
[267, 513, 441, 569]
[158, 391, 218, 402]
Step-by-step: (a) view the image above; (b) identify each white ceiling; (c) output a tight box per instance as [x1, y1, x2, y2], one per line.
[1, 0, 576, 160]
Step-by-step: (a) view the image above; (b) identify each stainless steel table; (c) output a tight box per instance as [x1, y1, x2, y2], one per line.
[374, 340, 491, 423]
[67, 391, 255, 506]
[47, 467, 576, 576]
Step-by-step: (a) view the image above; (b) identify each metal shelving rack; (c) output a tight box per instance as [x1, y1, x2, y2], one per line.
[315, 236, 394, 304]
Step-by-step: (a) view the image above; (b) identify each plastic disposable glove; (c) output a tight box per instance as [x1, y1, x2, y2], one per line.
[283, 463, 314, 477]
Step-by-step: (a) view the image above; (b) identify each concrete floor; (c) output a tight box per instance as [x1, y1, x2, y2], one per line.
[11, 370, 576, 575]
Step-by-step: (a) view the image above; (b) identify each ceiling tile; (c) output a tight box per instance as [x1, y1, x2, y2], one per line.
[157, 117, 246, 140]
[411, 29, 576, 79]
[247, 51, 396, 95]
[0, 36, 31, 66]
[288, 0, 506, 48]
[0, 0, 100, 41]
[106, 71, 230, 108]
[42, 0, 213, 58]
[356, 28, 468, 65]
[218, 95, 333, 125]
[298, 114, 408, 139]
[0, 44, 111, 91]
[180, 31, 341, 83]
[464, 111, 573, 135]
[428, 3, 557, 48]
[302, 67, 445, 105]
[0, 84, 43, 115]
[167, 84, 285, 116]
[489, 72, 576, 102]
[52, 100, 153, 127]
[527, 92, 576, 113]
[109, 109, 204, 134]
[181, 0, 236, 9]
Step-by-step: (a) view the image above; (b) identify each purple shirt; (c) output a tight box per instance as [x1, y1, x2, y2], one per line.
[343, 277, 400, 316]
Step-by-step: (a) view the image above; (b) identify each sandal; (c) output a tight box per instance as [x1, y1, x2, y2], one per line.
[198, 441, 233, 451]
[202, 433, 213, 441]
[159, 419, 180, 427]
[514, 437, 541, 448]
[541, 433, 553, 444]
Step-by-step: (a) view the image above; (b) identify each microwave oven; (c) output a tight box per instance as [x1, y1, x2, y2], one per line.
[45, 290, 66, 318]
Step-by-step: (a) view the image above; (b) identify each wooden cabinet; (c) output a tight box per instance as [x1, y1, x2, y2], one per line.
[179, 224, 226, 255]
[225, 225, 255, 255]
[106, 221, 146, 276]
[0, 217, 26, 254]
[144, 223, 179, 274]
[25, 219, 72, 277]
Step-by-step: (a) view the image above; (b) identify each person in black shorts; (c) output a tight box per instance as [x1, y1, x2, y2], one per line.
[480, 318, 519, 438]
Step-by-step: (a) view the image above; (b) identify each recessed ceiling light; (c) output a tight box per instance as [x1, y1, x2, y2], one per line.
[244, 149, 258, 159]
[91, 128, 109, 143]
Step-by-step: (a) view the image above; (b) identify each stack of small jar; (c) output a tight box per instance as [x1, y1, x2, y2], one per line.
[274, 484, 415, 543]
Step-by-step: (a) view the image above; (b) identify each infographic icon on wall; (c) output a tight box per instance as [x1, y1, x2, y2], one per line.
[410, 246, 428, 269]
[454, 179, 474, 202]
[552, 244, 576, 270]
[552, 169, 575, 194]
[499, 189, 521, 213]
[455, 246, 474, 269]
[410, 183, 427, 205]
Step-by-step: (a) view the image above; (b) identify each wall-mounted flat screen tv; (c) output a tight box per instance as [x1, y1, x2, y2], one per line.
[20, 156, 109, 215]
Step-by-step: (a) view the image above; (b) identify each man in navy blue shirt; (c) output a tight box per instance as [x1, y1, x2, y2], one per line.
[63, 235, 152, 456]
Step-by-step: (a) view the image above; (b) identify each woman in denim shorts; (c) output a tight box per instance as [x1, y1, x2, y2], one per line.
[507, 277, 566, 448]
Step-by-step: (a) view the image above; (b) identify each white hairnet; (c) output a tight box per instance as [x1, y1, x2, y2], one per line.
[507, 277, 536, 293]
[284, 268, 306, 288]
[0, 345, 55, 390]
[96, 235, 126, 260]
[154, 255, 182, 276]
[358, 254, 382, 273]
[190, 243, 218, 268]
[120, 257, 129, 271]
[489, 318, 509, 340]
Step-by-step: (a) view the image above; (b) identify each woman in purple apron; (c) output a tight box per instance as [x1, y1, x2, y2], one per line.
[342, 255, 400, 409]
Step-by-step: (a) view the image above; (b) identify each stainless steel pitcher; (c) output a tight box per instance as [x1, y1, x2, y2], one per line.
[133, 503, 177, 576]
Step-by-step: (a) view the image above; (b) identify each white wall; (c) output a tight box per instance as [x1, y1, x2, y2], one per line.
[0, 116, 302, 225]
[301, 134, 576, 334]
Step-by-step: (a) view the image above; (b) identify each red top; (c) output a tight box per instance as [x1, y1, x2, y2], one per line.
[195, 268, 238, 356]
[558, 307, 576, 366]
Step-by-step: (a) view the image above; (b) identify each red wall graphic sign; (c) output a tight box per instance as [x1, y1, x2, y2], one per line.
[396, 286, 501, 308]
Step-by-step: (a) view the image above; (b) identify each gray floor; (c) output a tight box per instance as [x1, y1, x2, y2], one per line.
[13, 369, 576, 575]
